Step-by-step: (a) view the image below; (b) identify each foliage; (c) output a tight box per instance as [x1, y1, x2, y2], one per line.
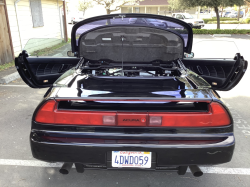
[180, 0, 245, 29]
[168, 0, 187, 12]
[93, 0, 144, 14]
[193, 29, 250, 34]
[180, 0, 244, 8]
[203, 18, 237, 23]
[78, 0, 93, 15]
[243, 18, 250, 23]
[0, 61, 15, 71]
[207, 21, 241, 24]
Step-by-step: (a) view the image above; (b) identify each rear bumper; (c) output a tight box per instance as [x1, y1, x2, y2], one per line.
[30, 130, 235, 168]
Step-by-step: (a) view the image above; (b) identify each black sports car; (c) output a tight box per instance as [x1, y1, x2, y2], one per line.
[15, 14, 248, 177]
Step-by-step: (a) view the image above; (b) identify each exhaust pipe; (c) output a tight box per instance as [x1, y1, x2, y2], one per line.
[189, 165, 203, 177]
[59, 163, 73, 174]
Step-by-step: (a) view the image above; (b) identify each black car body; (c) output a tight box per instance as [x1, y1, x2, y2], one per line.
[16, 14, 248, 176]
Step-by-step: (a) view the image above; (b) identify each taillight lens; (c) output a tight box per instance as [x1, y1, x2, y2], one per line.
[35, 100, 231, 127]
[35, 100, 56, 124]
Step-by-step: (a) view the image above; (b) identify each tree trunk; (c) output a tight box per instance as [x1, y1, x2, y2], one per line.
[106, 9, 111, 25]
[237, 6, 240, 21]
[197, 6, 201, 19]
[106, 9, 111, 14]
[214, 7, 220, 29]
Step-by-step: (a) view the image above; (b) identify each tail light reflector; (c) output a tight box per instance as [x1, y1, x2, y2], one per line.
[35, 100, 231, 127]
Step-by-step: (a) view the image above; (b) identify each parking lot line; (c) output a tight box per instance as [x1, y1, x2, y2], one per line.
[0, 159, 250, 175]
[0, 85, 29, 87]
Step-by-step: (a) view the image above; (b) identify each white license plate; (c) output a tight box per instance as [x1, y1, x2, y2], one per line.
[112, 151, 151, 168]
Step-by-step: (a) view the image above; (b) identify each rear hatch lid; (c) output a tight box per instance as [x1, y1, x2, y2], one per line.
[71, 13, 193, 58]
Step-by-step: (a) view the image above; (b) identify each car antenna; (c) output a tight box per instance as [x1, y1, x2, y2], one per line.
[121, 35, 126, 76]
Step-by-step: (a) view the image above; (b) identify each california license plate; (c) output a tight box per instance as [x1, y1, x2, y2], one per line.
[112, 151, 151, 168]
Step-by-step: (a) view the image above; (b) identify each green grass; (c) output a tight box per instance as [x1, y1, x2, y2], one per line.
[30, 39, 71, 56]
[0, 61, 15, 72]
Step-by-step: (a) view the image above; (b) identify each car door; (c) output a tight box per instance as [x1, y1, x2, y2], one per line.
[183, 40, 248, 91]
[183, 53, 248, 91]
[16, 50, 79, 88]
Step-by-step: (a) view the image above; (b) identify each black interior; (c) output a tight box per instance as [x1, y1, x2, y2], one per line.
[15, 52, 79, 88]
[16, 50, 246, 91]
[78, 76, 181, 92]
[182, 55, 247, 91]
[26, 57, 79, 85]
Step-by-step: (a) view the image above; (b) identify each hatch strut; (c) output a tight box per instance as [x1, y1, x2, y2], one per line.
[121, 35, 126, 76]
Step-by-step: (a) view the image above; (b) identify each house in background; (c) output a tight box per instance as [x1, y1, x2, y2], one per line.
[2, 0, 69, 60]
[121, 0, 196, 16]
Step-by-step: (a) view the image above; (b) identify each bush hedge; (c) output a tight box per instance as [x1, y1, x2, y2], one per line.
[243, 18, 250, 24]
[193, 29, 250, 34]
[207, 21, 241, 24]
[203, 18, 237, 24]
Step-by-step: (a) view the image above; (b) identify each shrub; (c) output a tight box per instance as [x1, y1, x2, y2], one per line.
[193, 29, 250, 34]
[243, 18, 250, 24]
[207, 21, 241, 24]
[203, 18, 237, 24]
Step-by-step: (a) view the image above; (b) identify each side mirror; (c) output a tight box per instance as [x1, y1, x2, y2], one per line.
[67, 51, 75, 57]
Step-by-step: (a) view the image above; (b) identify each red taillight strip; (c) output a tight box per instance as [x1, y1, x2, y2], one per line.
[35, 100, 231, 127]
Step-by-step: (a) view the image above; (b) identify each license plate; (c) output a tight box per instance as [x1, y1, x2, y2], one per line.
[112, 151, 151, 168]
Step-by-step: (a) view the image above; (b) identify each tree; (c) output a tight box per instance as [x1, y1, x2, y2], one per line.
[78, 0, 93, 16]
[245, 0, 250, 17]
[93, 0, 144, 15]
[168, 0, 187, 13]
[180, 0, 245, 29]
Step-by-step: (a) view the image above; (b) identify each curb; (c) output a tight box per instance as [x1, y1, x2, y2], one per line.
[0, 72, 20, 84]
